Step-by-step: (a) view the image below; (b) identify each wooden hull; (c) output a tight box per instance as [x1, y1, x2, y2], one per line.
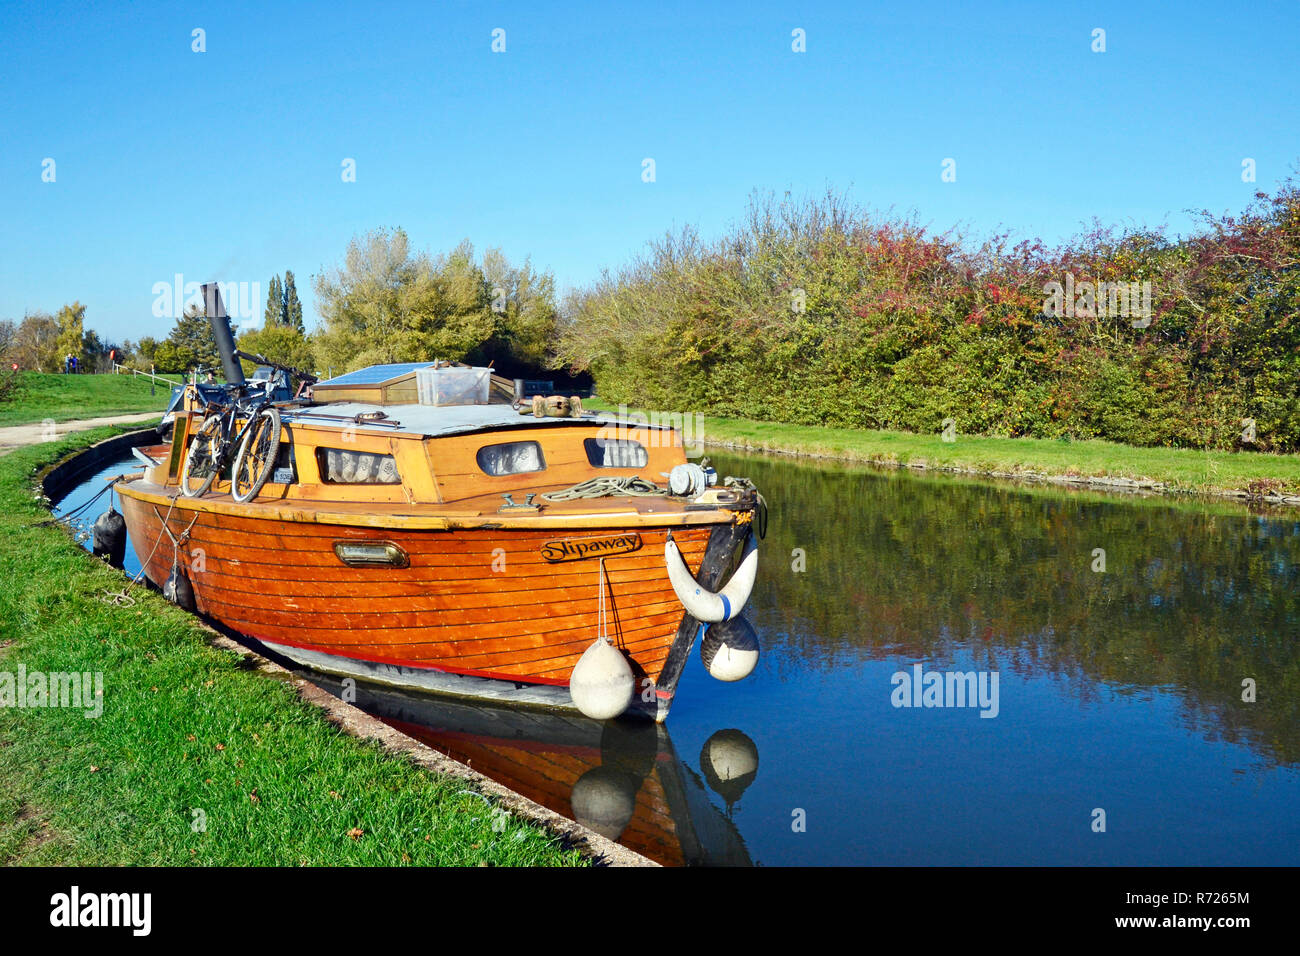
[116, 487, 737, 720]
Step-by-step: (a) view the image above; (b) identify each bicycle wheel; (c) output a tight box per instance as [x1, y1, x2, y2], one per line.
[180, 414, 226, 498]
[231, 406, 281, 503]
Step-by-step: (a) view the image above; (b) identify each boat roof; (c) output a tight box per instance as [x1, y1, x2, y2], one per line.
[284, 401, 667, 439]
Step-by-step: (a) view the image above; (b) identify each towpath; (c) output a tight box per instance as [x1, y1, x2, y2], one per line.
[0, 412, 161, 456]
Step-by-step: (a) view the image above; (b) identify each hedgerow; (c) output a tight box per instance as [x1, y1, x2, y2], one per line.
[558, 182, 1300, 451]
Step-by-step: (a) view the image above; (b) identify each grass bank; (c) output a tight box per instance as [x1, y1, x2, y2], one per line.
[0, 426, 585, 866]
[0, 372, 173, 427]
[588, 400, 1300, 500]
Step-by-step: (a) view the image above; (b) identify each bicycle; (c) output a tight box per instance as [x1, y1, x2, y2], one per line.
[178, 351, 316, 502]
[178, 386, 283, 502]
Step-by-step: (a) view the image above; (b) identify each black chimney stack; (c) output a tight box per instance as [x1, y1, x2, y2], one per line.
[201, 282, 246, 387]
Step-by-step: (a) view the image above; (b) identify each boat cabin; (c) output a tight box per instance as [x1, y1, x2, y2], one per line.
[155, 361, 701, 516]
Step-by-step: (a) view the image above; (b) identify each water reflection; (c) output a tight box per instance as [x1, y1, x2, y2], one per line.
[712, 451, 1300, 769]
[306, 675, 755, 866]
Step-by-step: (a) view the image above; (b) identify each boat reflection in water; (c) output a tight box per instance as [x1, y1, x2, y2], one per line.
[307, 675, 756, 866]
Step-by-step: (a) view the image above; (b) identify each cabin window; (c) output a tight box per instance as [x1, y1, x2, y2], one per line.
[583, 437, 649, 468]
[476, 440, 545, 476]
[316, 448, 402, 484]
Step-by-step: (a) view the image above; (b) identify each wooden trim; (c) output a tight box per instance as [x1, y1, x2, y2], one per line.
[116, 479, 741, 531]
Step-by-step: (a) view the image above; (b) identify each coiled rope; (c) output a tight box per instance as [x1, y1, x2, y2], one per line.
[539, 473, 769, 538]
[540, 476, 666, 501]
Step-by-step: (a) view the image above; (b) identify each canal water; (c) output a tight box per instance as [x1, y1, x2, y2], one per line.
[53, 450, 1300, 865]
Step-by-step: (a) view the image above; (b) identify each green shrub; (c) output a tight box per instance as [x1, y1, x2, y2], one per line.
[558, 181, 1300, 452]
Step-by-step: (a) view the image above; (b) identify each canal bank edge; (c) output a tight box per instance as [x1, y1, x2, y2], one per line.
[32, 427, 656, 868]
[582, 399, 1300, 506]
[701, 434, 1300, 507]
[584, 399, 1296, 508]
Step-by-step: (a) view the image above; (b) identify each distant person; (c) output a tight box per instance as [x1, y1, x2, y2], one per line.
[64, 354, 72, 374]
[70, 355, 78, 373]
[205, 370, 216, 384]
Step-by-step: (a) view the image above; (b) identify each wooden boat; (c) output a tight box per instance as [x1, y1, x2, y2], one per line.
[113, 291, 762, 722]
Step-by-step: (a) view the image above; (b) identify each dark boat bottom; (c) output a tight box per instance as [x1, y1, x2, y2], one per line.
[259, 638, 666, 721]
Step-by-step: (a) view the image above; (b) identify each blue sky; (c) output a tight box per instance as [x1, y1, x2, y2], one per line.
[2, 0, 1297, 345]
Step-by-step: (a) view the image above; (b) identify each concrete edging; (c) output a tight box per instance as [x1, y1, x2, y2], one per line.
[40, 426, 160, 500]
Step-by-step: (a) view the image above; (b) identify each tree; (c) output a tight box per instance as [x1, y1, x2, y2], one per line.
[0, 319, 16, 359]
[283, 270, 304, 333]
[476, 247, 559, 372]
[53, 302, 87, 368]
[310, 230, 560, 375]
[237, 324, 315, 376]
[264, 275, 284, 327]
[401, 240, 495, 363]
[312, 229, 493, 372]
[263, 271, 304, 333]
[110, 339, 136, 368]
[82, 328, 109, 372]
[8, 312, 60, 371]
[122, 337, 159, 372]
[152, 304, 230, 374]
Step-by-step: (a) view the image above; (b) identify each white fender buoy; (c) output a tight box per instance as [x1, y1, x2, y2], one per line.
[700, 616, 760, 682]
[665, 531, 758, 623]
[569, 637, 635, 720]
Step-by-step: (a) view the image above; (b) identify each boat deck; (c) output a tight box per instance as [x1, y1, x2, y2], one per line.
[118, 461, 741, 532]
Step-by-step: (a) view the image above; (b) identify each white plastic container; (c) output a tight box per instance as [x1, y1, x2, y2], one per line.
[416, 365, 491, 406]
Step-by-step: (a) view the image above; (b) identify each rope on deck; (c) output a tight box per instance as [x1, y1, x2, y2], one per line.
[540, 476, 666, 501]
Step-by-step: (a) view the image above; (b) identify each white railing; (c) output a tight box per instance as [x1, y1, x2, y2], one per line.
[113, 363, 183, 387]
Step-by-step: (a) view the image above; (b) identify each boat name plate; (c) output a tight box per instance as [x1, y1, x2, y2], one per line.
[540, 533, 643, 563]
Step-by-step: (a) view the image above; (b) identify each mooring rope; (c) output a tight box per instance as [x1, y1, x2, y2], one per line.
[58, 475, 123, 524]
[99, 588, 136, 607]
[132, 498, 179, 587]
[596, 557, 609, 641]
[540, 476, 665, 501]
[51, 476, 131, 603]
[62, 481, 116, 546]
[96, 499, 201, 608]
[99, 498, 178, 607]
[724, 475, 769, 539]
[151, 504, 200, 552]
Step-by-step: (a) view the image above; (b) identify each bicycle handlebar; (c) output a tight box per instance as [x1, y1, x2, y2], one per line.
[233, 350, 319, 385]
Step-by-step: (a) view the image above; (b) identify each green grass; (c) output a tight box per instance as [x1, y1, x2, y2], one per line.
[0, 427, 587, 866]
[0, 372, 175, 427]
[588, 400, 1300, 498]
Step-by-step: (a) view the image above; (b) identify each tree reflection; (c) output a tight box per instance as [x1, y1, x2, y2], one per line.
[714, 451, 1300, 766]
